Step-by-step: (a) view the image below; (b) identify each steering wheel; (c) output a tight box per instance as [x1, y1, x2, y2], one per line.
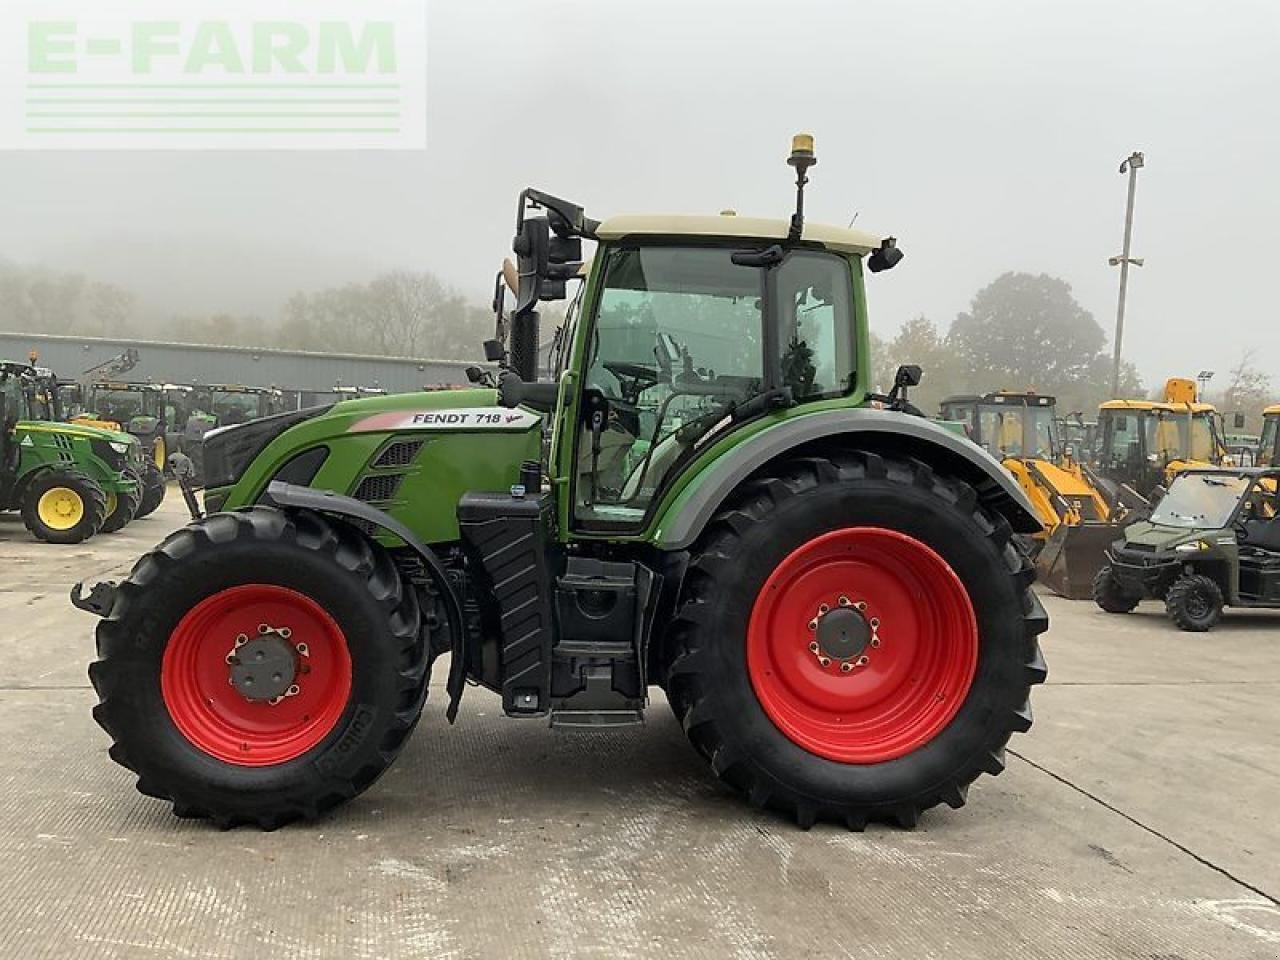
[603, 361, 662, 407]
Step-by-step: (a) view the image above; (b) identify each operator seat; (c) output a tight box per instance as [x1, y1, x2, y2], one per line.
[1241, 517, 1280, 554]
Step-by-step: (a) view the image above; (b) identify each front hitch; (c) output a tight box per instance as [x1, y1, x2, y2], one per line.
[71, 581, 117, 618]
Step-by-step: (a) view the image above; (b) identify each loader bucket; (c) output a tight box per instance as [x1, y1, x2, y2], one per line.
[1035, 523, 1122, 600]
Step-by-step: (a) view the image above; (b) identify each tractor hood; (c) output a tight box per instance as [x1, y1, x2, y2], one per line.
[1120, 521, 1217, 552]
[17, 420, 136, 447]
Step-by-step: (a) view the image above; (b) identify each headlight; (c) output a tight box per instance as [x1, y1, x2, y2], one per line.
[109, 440, 130, 454]
[1174, 541, 1209, 553]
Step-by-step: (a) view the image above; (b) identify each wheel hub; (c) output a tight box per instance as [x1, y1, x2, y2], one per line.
[226, 625, 302, 704]
[806, 596, 882, 672]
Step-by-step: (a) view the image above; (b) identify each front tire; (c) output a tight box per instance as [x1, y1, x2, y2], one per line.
[89, 508, 429, 828]
[1092, 564, 1142, 614]
[21, 470, 107, 544]
[664, 451, 1048, 829]
[100, 486, 140, 534]
[133, 463, 167, 519]
[1165, 574, 1223, 632]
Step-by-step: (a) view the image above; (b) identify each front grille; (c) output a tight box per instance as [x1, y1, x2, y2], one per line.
[353, 473, 403, 504]
[91, 439, 127, 471]
[374, 439, 424, 468]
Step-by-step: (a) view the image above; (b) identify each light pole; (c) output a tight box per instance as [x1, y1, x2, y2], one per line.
[1109, 151, 1145, 397]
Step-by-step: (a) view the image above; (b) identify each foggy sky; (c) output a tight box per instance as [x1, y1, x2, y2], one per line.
[1, 0, 1277, 387]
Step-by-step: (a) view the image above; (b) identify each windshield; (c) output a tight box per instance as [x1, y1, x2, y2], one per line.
[0, 372, 29, 424]
[1260, 417, 1278, 467]
[980, 404, 1058, 459]
[92, 388, 159, 422]
[1150, 473, 1251, 529]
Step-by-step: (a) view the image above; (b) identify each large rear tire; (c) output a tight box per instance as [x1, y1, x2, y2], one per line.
[664, 450, 1047, 829]
[89, 507, 429, 828]
[21, 470, 107, 544]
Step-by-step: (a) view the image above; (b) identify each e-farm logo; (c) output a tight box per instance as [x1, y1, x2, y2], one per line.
[0, 1, 426, 149]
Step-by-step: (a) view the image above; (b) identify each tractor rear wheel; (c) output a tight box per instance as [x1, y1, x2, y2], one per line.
[1092, 564, 1142, 614]
[133, 464, 167, 519]
[664, 450, 1047, 829]
[21, 470, 107, 544]
[1165, 574, 1223, 632]
[89, 507, 429, 828]
[100, 486, 141, 534]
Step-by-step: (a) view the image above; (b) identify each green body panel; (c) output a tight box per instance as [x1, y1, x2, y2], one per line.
[7, 421, 139, 502]
[216, 389, 541, 545]
[1118, 519, 1242, 602]
[549, 247, 873, 544]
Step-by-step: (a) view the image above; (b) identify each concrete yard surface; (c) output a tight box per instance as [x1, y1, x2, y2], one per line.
[1, 493, 1278, 959]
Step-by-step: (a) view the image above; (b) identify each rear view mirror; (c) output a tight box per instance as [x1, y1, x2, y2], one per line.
[867, 237, 904, 273]
[894, 364, 922, 389]
[483, 340, 505, 363]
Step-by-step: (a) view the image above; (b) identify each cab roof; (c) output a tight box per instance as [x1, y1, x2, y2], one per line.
[1265, 405, 1280, 417]
[942, 391, 1057, 408]
[594, 214, 882, 256]
[1099, 399, 1218, 414]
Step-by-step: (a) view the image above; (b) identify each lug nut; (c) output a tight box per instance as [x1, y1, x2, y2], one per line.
[871, 638, 881, 648]
[838, 595, 850, 607]
[840, 662, 853, 673]
[296, 643, 309, 657]
[279, 627, 292, 639]
[235, 634, 247, 647]
[856, 656, 870, 667]
[818, 657, 831, 667]
[286, 684, 300, 697]
[818, 604, 830, 615]
[808, 641, 820, 653]
[807, 619, 818, 631]
[855, 601, 867, 611]
[870, 618, 880, 629]
[258, 624, 270, 634]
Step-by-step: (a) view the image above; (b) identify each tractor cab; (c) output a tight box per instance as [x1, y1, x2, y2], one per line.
[940, 391, 1061, 461]
[79, 381, 173, 469]
[1260, 406, 1279, 467]
[190, 384, 287, 427]
[1097, 378, 1226, 497]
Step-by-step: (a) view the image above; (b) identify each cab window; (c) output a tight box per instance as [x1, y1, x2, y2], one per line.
[574, 245, 856, 528]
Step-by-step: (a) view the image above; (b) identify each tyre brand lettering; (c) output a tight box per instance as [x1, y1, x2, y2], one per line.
[315, 703, 376, 775]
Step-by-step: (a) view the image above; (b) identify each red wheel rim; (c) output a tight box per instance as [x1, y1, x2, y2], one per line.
[747, 527, 978, 764]
[161, 584, 352, 766]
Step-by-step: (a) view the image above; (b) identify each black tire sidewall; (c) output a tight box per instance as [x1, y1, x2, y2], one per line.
[1167, 575, 1222, 631]
[695, 474, 1026, 807]
[102, 523, 417, 812]
[22, 471, 102, 543]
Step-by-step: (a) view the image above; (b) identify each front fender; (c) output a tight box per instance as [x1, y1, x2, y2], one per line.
[651, 407, 1043, 550]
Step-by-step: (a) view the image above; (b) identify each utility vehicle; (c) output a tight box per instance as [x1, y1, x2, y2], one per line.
[76, 137, 1048, 830]
[1094, 467, 1280, 631]
[940, 391, 1126, 598]
[1, 361, 140, 542]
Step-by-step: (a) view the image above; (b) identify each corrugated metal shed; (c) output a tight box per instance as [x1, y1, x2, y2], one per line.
[1, 331, 482, 404]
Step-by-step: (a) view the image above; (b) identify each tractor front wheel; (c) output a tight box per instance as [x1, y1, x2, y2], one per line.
[21, 470, 107, 544]
[89, 507, 429, 828]
[1165, 574, 1223, 632]
[664, 451, 1047, 829]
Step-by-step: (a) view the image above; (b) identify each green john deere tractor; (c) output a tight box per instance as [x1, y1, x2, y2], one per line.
[75, 136, 1048, 830]
[2, 361, 141, 542]
[33, 368, 167, 521]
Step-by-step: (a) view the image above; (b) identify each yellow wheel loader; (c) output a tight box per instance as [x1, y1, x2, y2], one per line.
[941, 391, 1129, 599]
[1096, 377, 1228, 498]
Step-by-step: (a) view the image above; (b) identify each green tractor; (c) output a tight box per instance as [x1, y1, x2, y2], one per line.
[1094, 467, 1280, 631]
[34, 370, 168, 521]
[75, 137, 1048, 830]
[2, 361, 141, 542]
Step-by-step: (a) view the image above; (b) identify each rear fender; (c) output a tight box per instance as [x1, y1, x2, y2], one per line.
[651, 407, 1043, 551]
